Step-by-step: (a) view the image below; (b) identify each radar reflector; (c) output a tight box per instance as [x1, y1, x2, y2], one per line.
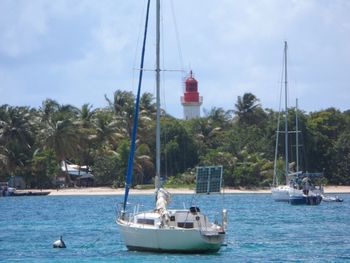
[195, 166, 223, 194]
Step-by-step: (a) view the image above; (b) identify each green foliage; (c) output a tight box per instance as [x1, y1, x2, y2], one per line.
[331, 132, 350, 184]
[161, 118, 198, 177]
[31, 149, 58, 188]
[164, 171, 195, 188]
[0, 91, 349, 188]
[234, 93, 266, 126]
[92, 152, 119, 186]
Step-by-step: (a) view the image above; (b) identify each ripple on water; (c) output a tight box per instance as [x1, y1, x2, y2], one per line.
[0, 193, 349, 262]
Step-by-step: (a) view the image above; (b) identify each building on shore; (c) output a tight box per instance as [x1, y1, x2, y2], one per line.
[180, 70, 203, 120]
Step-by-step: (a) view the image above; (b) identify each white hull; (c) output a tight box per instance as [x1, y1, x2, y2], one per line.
[117, 206, 225, 253]
[117, 221, 224, 252]
[271, 185, 291, 202]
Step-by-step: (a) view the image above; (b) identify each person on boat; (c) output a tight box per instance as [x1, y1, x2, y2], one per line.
[303, 178, 310, 195]
[3, 185, 8, 196]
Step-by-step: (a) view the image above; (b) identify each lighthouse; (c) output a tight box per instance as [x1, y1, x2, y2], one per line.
[181, 70, 203, 120]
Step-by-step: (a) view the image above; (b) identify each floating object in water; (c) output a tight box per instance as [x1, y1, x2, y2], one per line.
[322, 195, 344, 202]
[53, 236, 66, 248]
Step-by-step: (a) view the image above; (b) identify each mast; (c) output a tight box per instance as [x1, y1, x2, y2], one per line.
[284, 41, 289, 184]
[122, 0, 151, 212]
[273, 109, 281, 186]
[155, 0, 161, 190]
[295, 98, 299, 173]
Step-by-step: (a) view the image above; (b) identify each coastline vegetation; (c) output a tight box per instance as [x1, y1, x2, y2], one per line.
[0, 91, 349, 188]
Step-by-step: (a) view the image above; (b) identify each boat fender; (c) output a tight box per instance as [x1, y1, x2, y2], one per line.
[222, 209, 228, 231]
[53, 236, 66, 248]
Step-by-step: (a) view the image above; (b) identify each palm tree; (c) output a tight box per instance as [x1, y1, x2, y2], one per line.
[140, 92, 156, 113]
[77, 104, 95, 128]
[37, 101, 81, 186]
[74, 104, 96, 167]
[0, 105, 35, 185]
[105, 90, 135, 135]
[205, 107, 231, 126]
[92, 110, 124, 153]
[134, 143, 154, 185]
[39, 119, 80, 184]
[235, 93, 260, 113]
[234, 93, 260, 123]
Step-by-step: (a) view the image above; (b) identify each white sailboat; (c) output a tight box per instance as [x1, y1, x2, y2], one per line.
[288, 99, 322, 205]
[116, 0, 226, 253]
[271, 41, 294, 202]
[271, 42, 323, 205]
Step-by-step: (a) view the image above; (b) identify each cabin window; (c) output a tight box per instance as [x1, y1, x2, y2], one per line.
[177, 222, 194, 229]
[170, 216, 175, 221]
[137, 218, 155, 225]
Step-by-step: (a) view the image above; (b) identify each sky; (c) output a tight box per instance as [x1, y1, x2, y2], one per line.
[0, 0, 349, 119]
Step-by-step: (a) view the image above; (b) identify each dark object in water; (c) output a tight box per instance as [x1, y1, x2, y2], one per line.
[53, 236, 66, 248]
[289, 195, 322, 205]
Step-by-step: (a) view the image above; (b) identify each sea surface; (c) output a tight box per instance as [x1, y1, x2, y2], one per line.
[0, 193, 349, 262]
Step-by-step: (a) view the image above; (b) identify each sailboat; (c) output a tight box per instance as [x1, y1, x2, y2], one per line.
[116, 0, 226, 253]
[271, 41, 294, 202]
[288, 100, 323, 205]
[271, 42, 322, 205]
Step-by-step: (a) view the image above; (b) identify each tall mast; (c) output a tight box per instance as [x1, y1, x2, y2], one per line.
[284, 41, 289, 183]
[295, 98, 299, 173]
[122, 0, 151, 212]
[155, 0, 161, 189]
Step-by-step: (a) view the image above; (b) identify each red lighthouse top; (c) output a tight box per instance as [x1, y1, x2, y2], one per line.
[183, 70, 200, 102]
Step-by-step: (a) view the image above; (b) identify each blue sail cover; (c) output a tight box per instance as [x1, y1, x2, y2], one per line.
[122, 0, 151, 212]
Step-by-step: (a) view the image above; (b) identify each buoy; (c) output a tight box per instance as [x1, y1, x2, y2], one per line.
[53, 236, 66, 248]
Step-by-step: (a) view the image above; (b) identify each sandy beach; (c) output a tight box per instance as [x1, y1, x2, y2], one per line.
[28, 185, 350, 196]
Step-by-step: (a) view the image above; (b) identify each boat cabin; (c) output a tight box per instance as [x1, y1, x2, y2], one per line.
[131, 207, 213, 230]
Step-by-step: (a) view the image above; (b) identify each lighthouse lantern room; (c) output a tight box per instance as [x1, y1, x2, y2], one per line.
[181, 70, 203, 120]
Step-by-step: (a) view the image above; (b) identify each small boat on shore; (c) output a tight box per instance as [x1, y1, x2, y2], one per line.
[1, 183, 50, 197]
[12, 191, 50, 196]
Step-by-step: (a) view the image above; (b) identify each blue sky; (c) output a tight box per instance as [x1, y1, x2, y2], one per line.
[0, 0, 349, 118]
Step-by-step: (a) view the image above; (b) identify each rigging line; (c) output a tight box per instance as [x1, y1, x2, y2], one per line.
[123, 0, 151, 212]
[284, 42, 289, 181]
[287, 46, 291, 114]
[161, 69, 168, 179]
[131, 0, 148, 94]
[273, 44, 285, 186]
[160, 0, 169, 179]
[133, 68, 186, 72]
[170, 0, 184, 72]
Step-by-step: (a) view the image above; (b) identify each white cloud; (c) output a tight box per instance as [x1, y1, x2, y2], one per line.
[0, 0, 49, 57]
[0, 0, 349, 115]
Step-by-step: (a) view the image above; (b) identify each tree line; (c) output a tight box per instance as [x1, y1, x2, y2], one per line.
[0, 91, 349, 188]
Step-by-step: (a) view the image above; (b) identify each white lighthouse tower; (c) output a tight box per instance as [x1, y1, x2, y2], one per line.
[181, 70, 203, 120]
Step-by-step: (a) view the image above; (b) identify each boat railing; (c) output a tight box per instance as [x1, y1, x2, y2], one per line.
[116, 202, 131, 222]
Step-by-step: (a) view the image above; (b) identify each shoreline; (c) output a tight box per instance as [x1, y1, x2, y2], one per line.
[13, 185, 350, 196]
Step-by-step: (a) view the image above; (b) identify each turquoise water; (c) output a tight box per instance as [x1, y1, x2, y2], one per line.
[0, 193, 349, 262]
